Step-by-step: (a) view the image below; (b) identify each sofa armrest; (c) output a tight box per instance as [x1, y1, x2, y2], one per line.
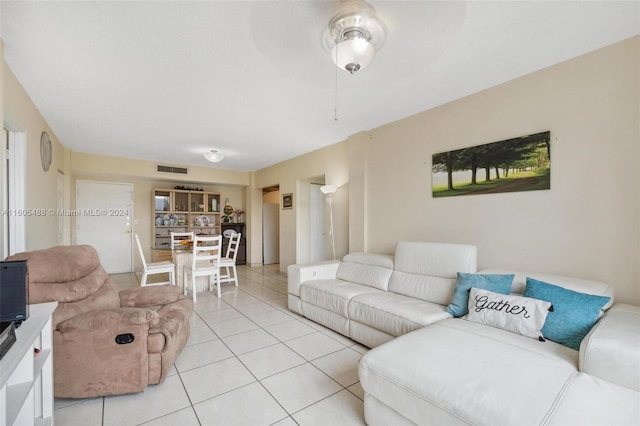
[120, 286, 184, 308]
[57, 307, 160, 332]
[579, 303, 640, 391]
[287, 260, 340, 297]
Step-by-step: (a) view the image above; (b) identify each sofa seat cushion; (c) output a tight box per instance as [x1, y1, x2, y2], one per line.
[300, 279, 382, 317]
[359, 318, 580, 426]
[348, 292, 452, 337]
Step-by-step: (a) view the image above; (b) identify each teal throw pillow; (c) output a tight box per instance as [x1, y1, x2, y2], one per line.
[523, 277, 611, 350]
[446, 273, 514, 317]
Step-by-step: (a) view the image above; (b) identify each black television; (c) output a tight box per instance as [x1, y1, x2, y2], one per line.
[0, 260, 29, 325]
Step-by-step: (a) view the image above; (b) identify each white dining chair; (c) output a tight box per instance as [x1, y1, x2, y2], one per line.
[134, 234, 175, 287]
[183, 235, 223, 301]
[170, 231, 194, 252]
[219, 232, 241, 288]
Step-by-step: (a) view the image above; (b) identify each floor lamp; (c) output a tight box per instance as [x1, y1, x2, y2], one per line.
[320, 185, 337, 260]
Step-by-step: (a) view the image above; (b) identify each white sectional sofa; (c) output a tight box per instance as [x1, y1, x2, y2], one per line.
[287, 242, 640, 425]
[287, 241, 477, 348]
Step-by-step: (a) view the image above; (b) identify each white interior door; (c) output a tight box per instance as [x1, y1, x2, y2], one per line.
[309, 184, 325, 262]
[76, 181, 133, 273]
[262, 203, 279, 265]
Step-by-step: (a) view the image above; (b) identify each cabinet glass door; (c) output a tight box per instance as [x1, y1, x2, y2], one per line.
[190, 193, 205, 212]
[154, 191, 171, 212]
[174, 191, 189, 212]
[208, 194, 220, 212]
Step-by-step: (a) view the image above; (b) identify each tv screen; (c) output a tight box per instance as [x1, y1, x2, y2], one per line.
[0, 260, 29, 324]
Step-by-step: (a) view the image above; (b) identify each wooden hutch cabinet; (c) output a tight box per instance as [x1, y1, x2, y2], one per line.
[151, 188, 221, 262]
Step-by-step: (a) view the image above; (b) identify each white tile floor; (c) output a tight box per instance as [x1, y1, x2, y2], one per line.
[53, 265, 368, 426]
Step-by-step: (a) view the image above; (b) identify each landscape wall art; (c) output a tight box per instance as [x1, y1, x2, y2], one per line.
[432, 131, 551, 197]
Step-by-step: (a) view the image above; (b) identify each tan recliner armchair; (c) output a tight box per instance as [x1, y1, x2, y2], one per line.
[7, 245, 193, 398]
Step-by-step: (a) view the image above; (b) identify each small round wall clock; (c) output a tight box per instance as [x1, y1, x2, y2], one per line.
[40, 131, 52, 172]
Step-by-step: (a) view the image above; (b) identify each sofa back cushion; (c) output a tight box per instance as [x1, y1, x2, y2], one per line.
[478, 269, 615, 306]
[7, 245, 110, 304]
[336, 252, 394, 291]
[480, 268, 615, 351]
[389, 242, 477, 304]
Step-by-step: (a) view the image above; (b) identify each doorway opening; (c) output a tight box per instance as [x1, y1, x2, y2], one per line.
[2, 125, 26, 256]
[262, 185, 280, 265]
[309, 182, 325, 262]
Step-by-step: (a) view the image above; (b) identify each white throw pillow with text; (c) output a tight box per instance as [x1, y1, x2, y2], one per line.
[467, 287, 553, 341]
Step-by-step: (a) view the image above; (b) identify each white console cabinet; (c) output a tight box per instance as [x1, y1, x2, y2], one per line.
[0, 302, 57, 426]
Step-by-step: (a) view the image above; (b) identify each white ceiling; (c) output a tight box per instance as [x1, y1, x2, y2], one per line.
[1, 1, 638, 172]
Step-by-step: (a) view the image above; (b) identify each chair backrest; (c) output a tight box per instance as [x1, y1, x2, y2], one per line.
[191, 235, 222, 269]
[171, 232, 194, 250]
[134, 234, 148, 270]
[225, 232, 242, 260]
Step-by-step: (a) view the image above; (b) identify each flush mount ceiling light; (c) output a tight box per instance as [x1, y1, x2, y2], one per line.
[328, 0, 386, 74]
[203, 149, 224, 163]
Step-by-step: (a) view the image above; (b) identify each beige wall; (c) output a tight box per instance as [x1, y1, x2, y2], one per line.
[353, 36, 639, 304]
[3, 60, 71, 253]
[71, 152, 250, 186]
[0, 68, 252, 262]
[253, 141, 349, 273]
[70, 152, 249, 271]
[3, 32, 638, 307]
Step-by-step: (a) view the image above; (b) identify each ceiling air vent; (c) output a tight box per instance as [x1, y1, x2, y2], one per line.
[156, 165, 189, 175]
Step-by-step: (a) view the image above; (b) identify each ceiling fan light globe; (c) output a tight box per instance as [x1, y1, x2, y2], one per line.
[331, 38, 375, 74]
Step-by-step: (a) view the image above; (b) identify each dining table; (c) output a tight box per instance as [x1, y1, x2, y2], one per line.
[172, 248, 215, 294]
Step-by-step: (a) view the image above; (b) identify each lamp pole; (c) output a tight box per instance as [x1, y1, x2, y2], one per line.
[326, 194, 336, 261]
[320, 185, 338, 261]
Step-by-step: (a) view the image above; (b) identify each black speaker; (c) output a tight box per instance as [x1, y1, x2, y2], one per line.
[0, 260, 29, 324]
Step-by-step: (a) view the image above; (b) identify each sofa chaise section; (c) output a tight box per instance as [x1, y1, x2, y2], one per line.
[359, 271, 639, 425]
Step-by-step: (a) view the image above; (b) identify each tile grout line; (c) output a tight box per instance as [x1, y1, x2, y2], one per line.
[58, 266, 364, 425]
[190, 282, 297, 424]
[190, 272, 353, 422]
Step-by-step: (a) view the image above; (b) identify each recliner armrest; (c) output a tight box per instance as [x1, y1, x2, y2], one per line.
[148, 298, 193, 341]
[579, 303, 640, 391]
[57, 307, 160, 332]
[288, 260, 340, 297]
[120, 286, 185, 308]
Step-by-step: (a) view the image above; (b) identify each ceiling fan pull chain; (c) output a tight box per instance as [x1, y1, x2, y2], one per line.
[334, 42, 339, 121]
